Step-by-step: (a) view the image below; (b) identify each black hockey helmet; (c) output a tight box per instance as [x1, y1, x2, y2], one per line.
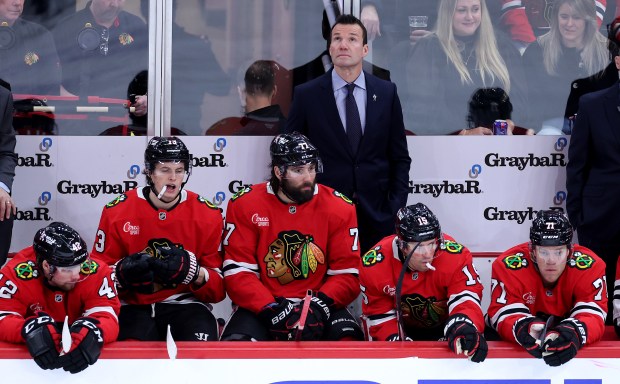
[467, 87, 513, 129]
[270, 132, 323, 172]
[33, 222, 89, 267]
[530, 210, 573, 247]
[395, 203, 441, 243]
[144, 136, 191, 173]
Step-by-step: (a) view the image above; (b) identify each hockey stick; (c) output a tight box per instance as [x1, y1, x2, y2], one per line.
[295, 290, 313, 341]
[394, 242, 422, 341]
[539, 315, 555, 350]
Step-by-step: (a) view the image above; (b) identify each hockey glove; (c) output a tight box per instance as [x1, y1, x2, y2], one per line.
[444, 314, 488, 363]
[149, 245, 199, 285]
[114, 252, 154, 293]
[21, 312, 63, 370]
[287, 292, 333, 341]
[258, 297, 297, 340]
[513, 316, 546, 358]
[542, 318, 586, 367]
[59, 317, 104, 374]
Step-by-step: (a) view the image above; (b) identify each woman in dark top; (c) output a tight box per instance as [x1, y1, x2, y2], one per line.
[522, 0, 607, 134]
[406, 0, 528, 135]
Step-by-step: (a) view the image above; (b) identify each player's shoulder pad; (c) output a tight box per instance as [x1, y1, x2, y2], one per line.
[500, 252, 530, 271]
[105, 193, 128, 209]
[230, 185, 253, 201]
[331, 190, 355, 205]
[361, 245, 386, 268]
[567, 250, 597, 271]
[196, 195, 223, 212]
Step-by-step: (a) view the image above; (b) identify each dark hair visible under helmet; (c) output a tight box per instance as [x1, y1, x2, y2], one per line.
[395, 203, 441, 243]
[529, 210, 573, 247]
[33, 222, 89, 267]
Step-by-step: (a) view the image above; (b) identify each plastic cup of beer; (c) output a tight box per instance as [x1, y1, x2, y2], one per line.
[409, 16, 428, 33]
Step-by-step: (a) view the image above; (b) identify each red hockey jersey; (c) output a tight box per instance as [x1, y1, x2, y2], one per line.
[359, 234, 484, 341]
[91, 187, 225, 305]
[487, 243, 607, 345]
[223, 182, 360, 313]
[0, 248, 120, 344]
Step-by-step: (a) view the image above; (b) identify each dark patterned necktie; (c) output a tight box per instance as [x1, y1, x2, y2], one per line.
[345, 83, 362, 154]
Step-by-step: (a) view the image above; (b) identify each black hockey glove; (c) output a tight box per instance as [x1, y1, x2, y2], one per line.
[149, 244, 199, 285]
[444, 314, 487, 363]
[257, 297, 297, 340]
[542, 318, 586, 367]
[59, 317, 104, 374]
[287, 292, 333, 341]
[114, 252, 154, 293]
[513, 316, 546, 358]
[21, 312, 63, 370]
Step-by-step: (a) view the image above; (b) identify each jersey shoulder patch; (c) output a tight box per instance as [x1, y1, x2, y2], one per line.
[231, 186, 253, 201]
[362, 246, 385, 267]
[440, 239, 464, 254]
[332, 190, 354, 205]
[14, 260, 39, 280]
[568, 251, 596, 270]
[501, 252, 529, 270]
[105, 193, 128, 208]
[197, 195, 222, 211]
[80, 259, 100, 276]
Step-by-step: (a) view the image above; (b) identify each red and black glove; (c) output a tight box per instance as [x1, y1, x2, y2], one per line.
[149, 245, 199, 285]
[542, 318, 586, 366]
[513, 316, 546, 358]
[59, 317, 104, 374]
[21, 312, 63, 370]
[257, 298, 297, 340]
[444, 314, 487, 363]
[114, 252, 154, 293]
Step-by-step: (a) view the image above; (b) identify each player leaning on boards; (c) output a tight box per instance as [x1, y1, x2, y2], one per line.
[359, 203, 487, 362]
[221, 132, 363, 341]
[0, 222, 120, 374]
[92, 137, 225, 341]
[486, 210, 607, 366]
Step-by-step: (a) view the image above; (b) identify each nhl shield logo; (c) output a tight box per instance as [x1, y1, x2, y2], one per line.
[159, 212, 167, 220]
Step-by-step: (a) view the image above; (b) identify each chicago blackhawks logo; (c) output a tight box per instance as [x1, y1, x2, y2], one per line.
[401, 293, 448, 329]
[264, 230, 325, 285]
[362, 247, 384, 267]
[503, 253, 528, 270]
[441, 240, 463, 254]
[569, 251, 595, 270]
[231, 186, 252, 201]
[15, 260, 38, 280]
[80, 260, 99, 275]
[333, 191, 353, 204]
[105, 194, 127, 208]
[197, 195, 220, 210]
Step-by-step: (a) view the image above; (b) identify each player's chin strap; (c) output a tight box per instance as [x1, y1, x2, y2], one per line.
[394, 241, 422, 341]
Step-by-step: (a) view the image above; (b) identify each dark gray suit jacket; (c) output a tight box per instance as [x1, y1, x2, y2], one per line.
[284, 69, 411, 249]
[566, 81, 620, 245]
[0, 84, 17, 193]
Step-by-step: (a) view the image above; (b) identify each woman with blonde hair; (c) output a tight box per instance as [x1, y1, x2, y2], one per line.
[406, 0, 527, 135]
[523, 0, 608, 133]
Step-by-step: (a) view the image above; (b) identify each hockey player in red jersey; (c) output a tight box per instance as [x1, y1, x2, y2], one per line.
[91, 136, 225, 341]
[0, 222, 120, 374]
[221, 132, 363, 341]
[487, 210, 607, 366]
[359, 203, 487, 362]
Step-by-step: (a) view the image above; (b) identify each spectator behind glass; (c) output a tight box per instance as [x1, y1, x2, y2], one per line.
[499, 0, 607, 53]
[206, 60, 286, 136]
[467, 87, 534, 134]
[406, 0, 528, 135]
[564, 16, 620, 120]
[0, 0, 60, 97]
[523, 0, 608, 134]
